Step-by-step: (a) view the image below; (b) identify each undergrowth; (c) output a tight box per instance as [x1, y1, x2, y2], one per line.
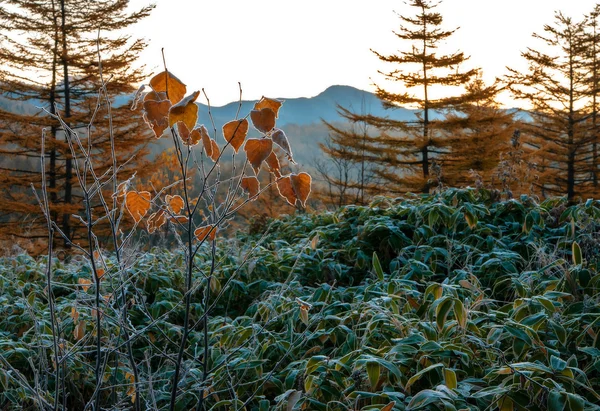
[1, 188, 600, 410]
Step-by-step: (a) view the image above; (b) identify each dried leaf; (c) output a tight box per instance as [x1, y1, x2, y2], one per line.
[74, 320, 85, 341]
[381, 402, 396, 411]
[143, 99, 171, 138]
[169, 90, 200, 130]
[290, 172, 312, 207]
[149, 70, 187, 104]
[223, 119, 249, 153]
[165, 194, 185, 214]
[265, 151, 282, 178]
[208, 138, 221, 162]
[144, 90, 167, 102]
[240, 176, 260, 199]
[170, 215, 189, 224]
[277, 176, 296, 206]
[147, 210, 167, 233]
[272, 128, 296, 163]
[125, 372, 136, 402]
[96, 268, 105, 280]
[71, 306, 79, 323]
[78, 278, 91, 292]
[254, 96, 283, 118]
[194, 225, 217, 242]
[250, 108, 276, 133]
[244, 138, 273, 174]
[176, 121, 202, 146]
[125, 191, 152, 223]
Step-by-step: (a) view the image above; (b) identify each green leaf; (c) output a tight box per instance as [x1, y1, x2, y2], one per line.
[372, 252, 384, 281]
[444, 368, 457, 390]
[566, 393, 584, 411]
[550, 355, 567, 372]
[405, 363, 444, 392]
[366, 361, 380, 390]
[436, 297, 454, 330]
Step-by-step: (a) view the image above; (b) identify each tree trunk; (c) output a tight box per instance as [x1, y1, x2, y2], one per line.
[60, 0, 72, 246]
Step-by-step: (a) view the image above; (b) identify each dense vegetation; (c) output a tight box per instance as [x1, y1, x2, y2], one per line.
[1, 188, 599, 410]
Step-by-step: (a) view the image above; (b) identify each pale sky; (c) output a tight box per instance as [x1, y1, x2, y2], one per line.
[128, 0, 599, 107]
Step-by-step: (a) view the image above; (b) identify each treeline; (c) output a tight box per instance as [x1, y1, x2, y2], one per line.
[316, 0, 600, 208]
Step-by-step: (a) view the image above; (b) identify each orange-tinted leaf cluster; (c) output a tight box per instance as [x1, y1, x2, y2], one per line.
[277, 173, 312, 207]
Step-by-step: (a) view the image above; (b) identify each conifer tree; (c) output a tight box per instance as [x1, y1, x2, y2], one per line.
[507, 12, 595, 200]
[326, 0, 478, 195]
[442, 78, 517, 188]
[0, 0, 154, 246]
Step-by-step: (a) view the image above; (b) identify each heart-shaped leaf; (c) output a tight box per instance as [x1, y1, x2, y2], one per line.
[244, 138, 273, 174]
[277, 176, 296, 206]
[241, 176, 260, 199]
[254, 96, 283, 118]
[165, 194, 184, 214]
[290, 172, 312, 207]
[147, 210, 167, 233]
[149, 70, 187, 104]
[125, 191, 151, 222]
[250, 108, 276, 133]
[143, 99, 171, 138]
[223, 119, 249, 153]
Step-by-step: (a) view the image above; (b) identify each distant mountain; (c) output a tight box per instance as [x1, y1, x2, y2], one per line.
[196, 85, 417, 128]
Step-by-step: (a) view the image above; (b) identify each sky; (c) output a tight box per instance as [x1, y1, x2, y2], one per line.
[128, 0, 599, 107]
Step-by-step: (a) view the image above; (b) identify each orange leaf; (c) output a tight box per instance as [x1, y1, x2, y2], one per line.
[144, 90, 168, 102]
[147, 210, 167, 233]
[265, 151, 282, 178]
[254, 96, 283, 118]
[71, 306, 79, 323]
[74, 320, 85, 341]
[143, 99, 171, 138]
[291, 172, 312, 207]
[244, 138, 273, 174]
[381, 402, 396, 411]
[250, 108, 276, 133]
[271, 128, 295, 163]
[170, 215, 189, 224]
[194, 225, 217, 242]
[149, 70, 187, 104]
[199, 125, 214, 157]
[165, 194, 185, 214]
[125, 191, 152, 223]
[209, 138, 221, 162]
[176, 122, 202, 146]
[78, 278, 91, 292]
[169, 90, 200, 130]
[96, 268, 106, 280]
[223, 119, 249, 153]
[277, 176, 296, 206]
[240, 176, 260, 199]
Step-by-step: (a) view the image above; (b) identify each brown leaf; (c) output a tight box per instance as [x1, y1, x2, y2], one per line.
[74, 320, 85, 341]
[165, 194, 185, 214]
[194, 225, 217, 242]
[169, 90, 200, 130]
[277, 176, 296, 206]
[254, 96, 283, 118]
[199, 125, 214, 157]
[381, 402, 396, 411]
[147, 210, 167, 233]
[71, 306, 79, 323]
[96, 268, 106, 280]
[222, 119, 249, 153]
[170, 215, 189, 224]
[143, 99, 171, 138]
[250, 108, 276, 133]
[125, 191, 152, 223]
[144, 90, 168, 102]
[78, 278, 92, 292]
[240, 176, 260, 199]
[291, 172, 312, 207]
[244, 138, 273, 174]
[265, 151, 282, 178]
[272, 128, 296, 163]
[209, 138, 221, 162]
[176, 122, 202, 146]
[149, 70, 187, 104]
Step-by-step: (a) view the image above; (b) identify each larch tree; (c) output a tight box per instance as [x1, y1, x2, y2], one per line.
[0, 0, 154, 247]
[507, 12, 596, 200]
[327, 0, 478, 195]
[584, 5, 600, 188]
[442, 77, 517, 188]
